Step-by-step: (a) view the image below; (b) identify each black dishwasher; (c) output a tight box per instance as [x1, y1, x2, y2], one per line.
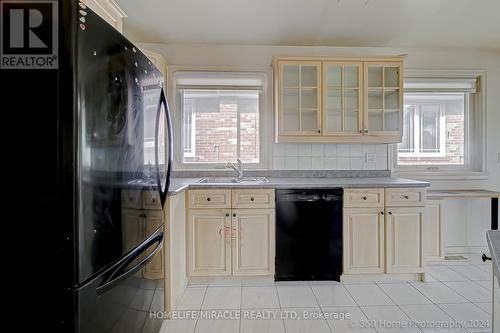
[275, 189, 343, 281]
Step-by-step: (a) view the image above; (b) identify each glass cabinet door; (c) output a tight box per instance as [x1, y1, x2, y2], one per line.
[280, 62, 321, 135]
[323, 62, 362, 135]
[364, 63, 402, 135]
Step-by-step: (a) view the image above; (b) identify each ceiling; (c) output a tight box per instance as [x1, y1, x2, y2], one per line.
[117, 0, 500, 50]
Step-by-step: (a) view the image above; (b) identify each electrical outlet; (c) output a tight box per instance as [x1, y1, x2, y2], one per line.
[365, 153, 376, 163]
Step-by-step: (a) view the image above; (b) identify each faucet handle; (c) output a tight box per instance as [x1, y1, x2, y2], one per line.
[237, 159, 242, 169]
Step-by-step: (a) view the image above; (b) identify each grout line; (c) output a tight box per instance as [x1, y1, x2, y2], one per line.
[307, 281, 334, 333]
[407, 275, 474, 332]
[343, 283, 380, 333]
[373, 282, 425, 333]
[190, 285, 208, 333]
[236, 285, 242, 333]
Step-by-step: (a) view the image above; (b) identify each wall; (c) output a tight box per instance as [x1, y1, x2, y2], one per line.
[138, 43, 500, 191]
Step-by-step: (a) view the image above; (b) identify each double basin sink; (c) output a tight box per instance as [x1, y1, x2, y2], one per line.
[197, 177, 269, 184]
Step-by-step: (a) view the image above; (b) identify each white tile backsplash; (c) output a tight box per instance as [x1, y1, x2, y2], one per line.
[311, 144, 324, 156]
[273, 143, 389, 171]
[299, 144, 312, 156]
[311, 156, 325, 170]
[285, 156, 299, 169]
[298, 157, 312, 170]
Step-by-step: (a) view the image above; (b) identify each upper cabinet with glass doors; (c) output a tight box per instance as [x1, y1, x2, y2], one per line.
[274, 57, 403, 143]
[279, 61, 322, 135]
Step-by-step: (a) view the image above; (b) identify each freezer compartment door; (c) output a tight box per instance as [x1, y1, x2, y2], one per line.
[74, 227, 165, 333]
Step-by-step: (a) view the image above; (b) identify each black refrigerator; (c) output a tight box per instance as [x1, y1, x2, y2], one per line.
[1, 1, 172, 332]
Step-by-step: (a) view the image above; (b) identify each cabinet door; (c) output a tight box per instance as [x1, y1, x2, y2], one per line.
[278, 61, 322, 136]
[386, 207, 424, 273]
[231, 209, 275, 276]
[343, 208, 385, 274]
[323, 62, 363, 136]
[188, 209, 231, 276]
[121, 209, 149, 279]
[143, 211, 164, 280]
[424, 200, 444, 261]
[364, 62, 402, 140]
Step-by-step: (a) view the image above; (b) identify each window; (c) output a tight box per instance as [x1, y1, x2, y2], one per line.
[174, 71, 266, 168]
[399, 94, 461, 163]
[394, 71, 485, 174]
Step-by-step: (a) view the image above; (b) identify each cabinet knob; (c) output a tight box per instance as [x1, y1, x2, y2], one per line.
[250, 197, 255, 201]
[362, 196, 367, 200]
[317, 130, 321, 133]
[364, 130, 369, 133]
[404, 195, 409, 199]
[359, 129, 363, 133]
[226, 213, 229, 217]
[482, 253, 492, 262]
[388, 211, 392, 215]
[207, 197, 211, 201]
[152, 198, 156, 202]
[233, 213, 236, 217]
[380, 211, 384, 215]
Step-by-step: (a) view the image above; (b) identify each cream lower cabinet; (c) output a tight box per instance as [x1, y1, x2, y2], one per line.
[343, 188, 425, 278]
[122, 209, 164, 279]
[343, 208, 385, 274]
[187, 189, 275, 277]
[143, 211, 165, 279]
[231, 209, 275, 276]
[188, 209, 231, 276]
[386, 207, 424, 273]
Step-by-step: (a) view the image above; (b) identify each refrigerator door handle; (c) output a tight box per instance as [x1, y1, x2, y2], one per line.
[95, 230, 164, 295]
[154, 88, 173, 208]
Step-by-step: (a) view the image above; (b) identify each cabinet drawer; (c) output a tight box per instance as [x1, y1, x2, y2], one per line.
[142, 189, 162, 210]
[122, 190, 142, 209]
[188, 189, 231, 209]
[232, 189, 275, 208]
[344, 189, 384, 208]
[386, 188, 426, 207]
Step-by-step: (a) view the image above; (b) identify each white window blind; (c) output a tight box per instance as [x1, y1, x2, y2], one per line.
[175, 71, 265, 89]
[404, 77, 478, 93]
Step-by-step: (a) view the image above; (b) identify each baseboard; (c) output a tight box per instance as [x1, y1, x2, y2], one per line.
[341, 273, 423, 283]
[445, 246, 489, 255]
[187, 275, 275, 286]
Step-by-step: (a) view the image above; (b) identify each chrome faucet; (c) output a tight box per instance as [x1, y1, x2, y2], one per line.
[225, 159, 243, 179]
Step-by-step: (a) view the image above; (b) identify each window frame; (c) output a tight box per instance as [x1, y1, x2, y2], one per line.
[170, 69, 269, 170]
[391, 69, 487, 179]
[398, 101, 447, 158]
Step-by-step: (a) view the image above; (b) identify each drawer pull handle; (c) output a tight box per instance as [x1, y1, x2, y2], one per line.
[362, 196, 367, 200]
[207, 197, 211, 202]
[250, 197, 255, 201]
[152, 198, 155, 202]
[482, 253, 492, 262]
[218, 228, 223, 237]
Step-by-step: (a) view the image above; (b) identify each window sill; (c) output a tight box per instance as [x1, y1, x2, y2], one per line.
[391, 170, 488, 181]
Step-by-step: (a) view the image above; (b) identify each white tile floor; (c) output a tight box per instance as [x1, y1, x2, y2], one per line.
[160, 255, 493, 333]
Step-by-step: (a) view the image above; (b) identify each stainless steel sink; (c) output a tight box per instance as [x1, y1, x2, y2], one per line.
[197, 177, 269, 184]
